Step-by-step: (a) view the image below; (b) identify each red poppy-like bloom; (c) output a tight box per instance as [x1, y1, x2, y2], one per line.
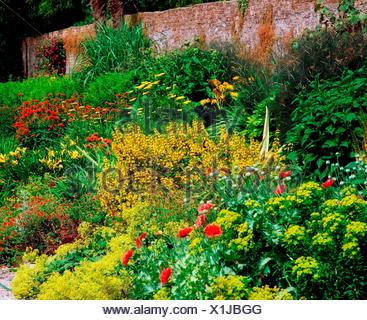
[322, 178, 334, 188]
[194, 214, 206, 228]
[279, 171, 291, 179]
[178, 227, 193, 238]
[136, 238, 142, 248]
[275, 184, 286, 195]
[135, 232, 147, 248]
[160, 268, 172, 285]
[121, 249, 133, 266]
[197, 202, 214, 214]
[204, 224, 222, 238]
[139, 232, 147, 241]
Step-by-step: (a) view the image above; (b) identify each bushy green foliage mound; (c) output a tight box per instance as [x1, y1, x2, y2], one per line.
[286, 64, 367, 179]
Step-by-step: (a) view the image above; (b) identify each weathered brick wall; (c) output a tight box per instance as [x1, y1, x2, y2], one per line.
[22, 0, 367, 76]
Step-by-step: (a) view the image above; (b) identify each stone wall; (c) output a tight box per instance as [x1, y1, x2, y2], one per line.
[22, 0, 367, 76]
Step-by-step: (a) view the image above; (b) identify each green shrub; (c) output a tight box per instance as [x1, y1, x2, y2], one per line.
[0, 105, 15, 138]
[83, 71, 135, 106]
[78, 22, 151, 85]
[274, 1, 367, 136]
[150, 44, 231, 102]
[285, 66, 367, 179]
[0, 76, 80, 108]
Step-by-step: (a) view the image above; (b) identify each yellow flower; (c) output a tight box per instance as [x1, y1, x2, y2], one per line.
[209, 79, 221, 88]
[230, 92, 239, 98]
[11, 160, 18, 166]
[155, 72, 165, 78]
[233, 76, 240, 81]
[223, 82, 234, 91]
[199, 99, 210, 106]
[136, 82, 150, 90]
[69, 150, 81, 160]
[142, 91, 150, 95]
[69, 140, 76, 147]
[129, 97, 137, 102]
[183, 100, 191, 105]
[175, 96, 185, 101]
[48, 150, 55, 158]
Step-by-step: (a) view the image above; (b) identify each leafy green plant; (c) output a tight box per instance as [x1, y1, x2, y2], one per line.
[208, 43, 276, 139]
[285, 65, 367, 179]
[0, 76, 79, 109]
[274, 0, 367, 136]
[83, 71, 135, 106]
[77, 22, 151, 85]
[147, 43, 231, 102]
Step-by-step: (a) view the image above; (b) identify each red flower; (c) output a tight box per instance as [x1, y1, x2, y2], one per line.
[121, 249, 133, 266]
[178, 227, 193, 238]
[279, 171, 291, 179]
[135, 232, 147, 248]
[194, 214, 206, 228]
[197, 202, 214, 214]
[204, 224, 222, 238]
[136, 238, 142, 248]
[139, 232, 147, 241]
[275, 184, 286, 195]
[322, 178, 334, 188]
[160, 268, 172, 285]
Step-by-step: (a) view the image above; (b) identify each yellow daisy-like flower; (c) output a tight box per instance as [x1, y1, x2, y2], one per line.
[69, 150, 81, 160]
[48, 150, 56, 158]
[223, 82, 234, 91]
[0, 154, 6, 164]
[230, 92, 239, 98]
[199, 99, 210, 106]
